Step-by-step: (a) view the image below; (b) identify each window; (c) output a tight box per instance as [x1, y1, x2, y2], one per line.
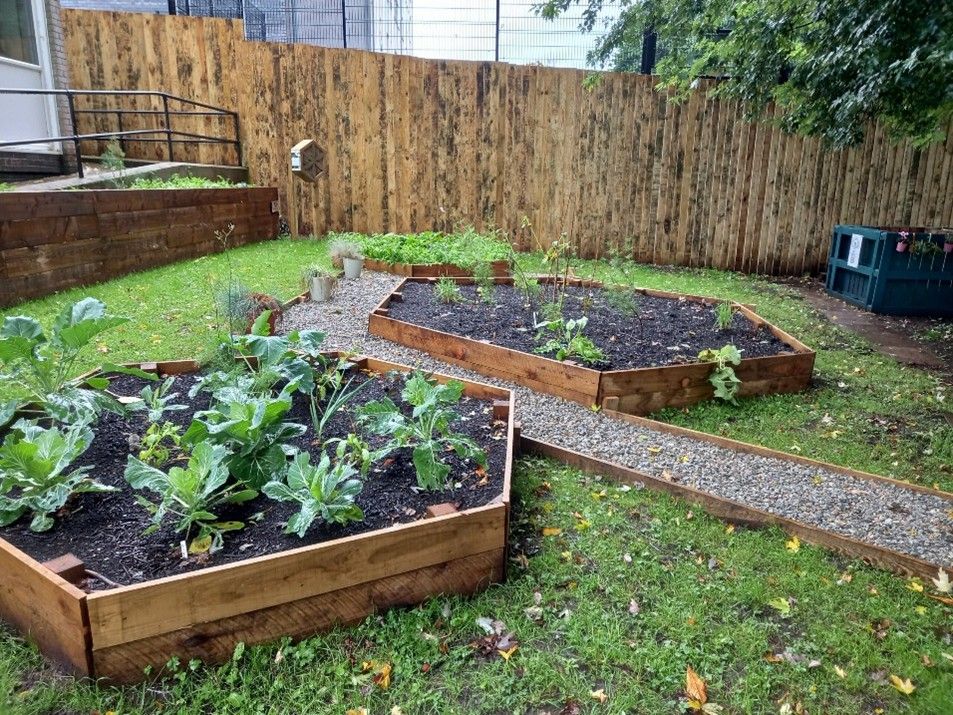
[0, 0, 40, 65]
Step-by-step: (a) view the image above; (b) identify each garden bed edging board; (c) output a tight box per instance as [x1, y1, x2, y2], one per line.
[520, 435, 952, 581]
[364, 258, 511, 278]
[368, 277, 816, 414]
[0, 355, 515, 683]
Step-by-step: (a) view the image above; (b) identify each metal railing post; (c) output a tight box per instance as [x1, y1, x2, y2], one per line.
[494, 0, 500, 62]
[341, 0, 347, 48]
[66, 89, 83, 178]
[232, 112, 242, 166]
[161, 94, 174, 161]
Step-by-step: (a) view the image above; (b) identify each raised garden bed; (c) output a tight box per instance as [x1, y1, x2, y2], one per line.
[0, 355, 515, 683]
[826, 225, 953, 316]
[369, 277, 815, 414]
[365, 257, 511, 278]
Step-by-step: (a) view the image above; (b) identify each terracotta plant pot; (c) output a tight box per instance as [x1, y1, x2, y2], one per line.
[944, 241, 953, 254]
[896, 242, 908, 253]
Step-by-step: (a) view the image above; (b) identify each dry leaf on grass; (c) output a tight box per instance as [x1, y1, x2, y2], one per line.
[889, 674, 915, 695]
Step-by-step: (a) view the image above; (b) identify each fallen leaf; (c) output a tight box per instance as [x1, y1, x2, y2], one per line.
[499, 645, 518, 661]
[889, 674, 915, 695]
[542, 527, 562, 537]
[907, 579, 924, 593]
[724, 524, 735, 535]
[391, 708, 405, 715]
[768, 597, 792, 617]
[834, 665, 847, 679]
[685, 666, 708, 706]
[785, 535, 801, 552]
[647, 446, 662, 454]
[628, 599, 640, 616]
[346, 709, 368, 715]
[928, 593, 953, 605]
[623, 553, 632, 564]
[932, 568, 951, 594]
[589, 688, 608, 703]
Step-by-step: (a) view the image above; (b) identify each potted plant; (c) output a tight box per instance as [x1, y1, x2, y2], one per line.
[896, 230, 911, 253]
[303, 265, 337, 302]
[329, 238, 365, 279]
[942, 231, 953, 253]
[328, 236, 361, 269]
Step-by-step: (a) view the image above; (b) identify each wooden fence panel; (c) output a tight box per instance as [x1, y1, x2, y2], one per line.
[61, 9, 953, 275]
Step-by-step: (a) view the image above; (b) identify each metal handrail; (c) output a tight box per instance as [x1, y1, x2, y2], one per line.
[0, 88, 242, 177]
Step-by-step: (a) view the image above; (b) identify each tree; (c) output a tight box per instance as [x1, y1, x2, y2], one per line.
[538, 0, 953, 147]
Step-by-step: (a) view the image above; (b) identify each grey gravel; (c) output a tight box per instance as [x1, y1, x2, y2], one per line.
[284, 272, 953, 568]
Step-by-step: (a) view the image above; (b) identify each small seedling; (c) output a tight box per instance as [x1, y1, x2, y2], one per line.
[133, 377, 188, 423]
[138, 421, 183, 467]
[473, 261, 496, 304]
[434, 277, 464, 304]
[698, 345, 743, 404]
[533, 316, 605, 365]
[714, 300, 735, 331]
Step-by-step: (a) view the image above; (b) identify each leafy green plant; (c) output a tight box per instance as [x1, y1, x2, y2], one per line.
[513, 272, 542, 305]
[309, 374, 367, 444]
[132, 377, 188, 423]
[125, 440, 257, 553]
[473, 261, 496, 303]
[128, 174, 240, 189]
[713, 300, 735, 331]
[0, 298, 152, 426]
[196, 319, 329, 399]
[434, 277, 464, 304]
[533, 315, 605, 365]
[138, 421, 183, 467]
[698, 345, 743, 404]
[99, 137, 126, 187]
[327, 433, 386, 477]
[357, 372, 486, 490]
[603, 284, 639, 316]
[262, 451, 364, 537]
[350, 228, 510, 267]
[182, 382, 306, 489]
[0, 419, 115, 532]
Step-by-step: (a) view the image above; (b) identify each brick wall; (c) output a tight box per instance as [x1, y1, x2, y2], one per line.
[45, 0, 76, 172]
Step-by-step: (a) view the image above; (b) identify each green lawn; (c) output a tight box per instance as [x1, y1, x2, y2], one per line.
[1, 237, 951, 713]
[2, 458, 950, 714]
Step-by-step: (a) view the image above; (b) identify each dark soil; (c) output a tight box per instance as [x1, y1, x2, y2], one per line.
[0, 369, 507, 586]
[388, 282, 792, 370]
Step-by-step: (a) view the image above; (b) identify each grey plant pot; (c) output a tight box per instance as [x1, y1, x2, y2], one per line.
[342, 257, 364, 279]
[310, 276, 336, 302]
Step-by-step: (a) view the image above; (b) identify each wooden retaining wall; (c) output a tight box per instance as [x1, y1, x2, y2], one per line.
[61, 10, 953, 276]
[0, 188, 278, 307]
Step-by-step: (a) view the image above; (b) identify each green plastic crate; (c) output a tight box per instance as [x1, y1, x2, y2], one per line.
[826, 225, 953, 317]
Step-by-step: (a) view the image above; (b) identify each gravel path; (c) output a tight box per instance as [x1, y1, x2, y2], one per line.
[284, 272, 953, 568]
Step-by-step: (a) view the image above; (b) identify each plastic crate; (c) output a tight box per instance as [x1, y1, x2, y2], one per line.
[825, 225, 953, 316]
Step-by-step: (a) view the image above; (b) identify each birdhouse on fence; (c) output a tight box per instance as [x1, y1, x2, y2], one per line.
[290, 139, 326, 182]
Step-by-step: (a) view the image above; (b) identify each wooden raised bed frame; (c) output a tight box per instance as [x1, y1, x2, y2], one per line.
[364, 258, 511, 278]
[369, 276, 816, 414]
[0, 356, 516, 683]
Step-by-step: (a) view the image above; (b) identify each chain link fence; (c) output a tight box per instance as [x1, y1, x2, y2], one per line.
[61, 1, 626, 70]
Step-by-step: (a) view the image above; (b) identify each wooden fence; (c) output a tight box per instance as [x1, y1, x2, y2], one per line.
[0, 188, 278, 307]
[62, 10, 953, 275]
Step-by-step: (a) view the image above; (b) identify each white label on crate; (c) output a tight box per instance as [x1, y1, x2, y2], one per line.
[847, 233, 863, 268]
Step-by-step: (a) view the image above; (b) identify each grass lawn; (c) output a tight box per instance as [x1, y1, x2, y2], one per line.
[1, 237, 951, 713]
[2, 458, 950, 714]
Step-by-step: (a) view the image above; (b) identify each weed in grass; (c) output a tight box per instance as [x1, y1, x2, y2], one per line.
[127, 174, 242, 190]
